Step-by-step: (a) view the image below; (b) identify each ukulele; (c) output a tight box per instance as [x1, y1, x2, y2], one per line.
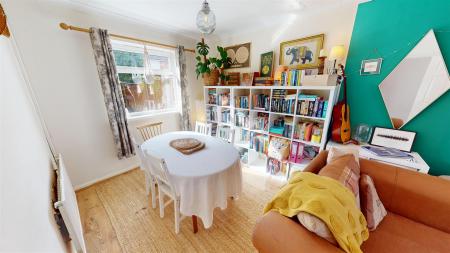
[331, 64, 351, 143]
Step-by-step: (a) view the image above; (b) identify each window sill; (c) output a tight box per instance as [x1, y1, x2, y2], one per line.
[127, 110, 181, 122]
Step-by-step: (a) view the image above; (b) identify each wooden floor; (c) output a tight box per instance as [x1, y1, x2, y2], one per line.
[76, 167, 281, 253]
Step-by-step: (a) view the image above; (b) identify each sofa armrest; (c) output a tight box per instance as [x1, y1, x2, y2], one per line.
[252, 211, 344, 253]
[302, 150, 328, 174]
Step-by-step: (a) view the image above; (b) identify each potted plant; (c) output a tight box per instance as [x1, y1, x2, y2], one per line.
[195, 39, 232, 85]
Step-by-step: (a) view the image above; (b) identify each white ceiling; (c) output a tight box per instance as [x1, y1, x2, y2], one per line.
[69, 0, 367, 39]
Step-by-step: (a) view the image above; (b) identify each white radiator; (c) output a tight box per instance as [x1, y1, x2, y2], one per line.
[54, 154, 86, 253]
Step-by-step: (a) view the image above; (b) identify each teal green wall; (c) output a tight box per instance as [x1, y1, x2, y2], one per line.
[346, 0, 450, 175]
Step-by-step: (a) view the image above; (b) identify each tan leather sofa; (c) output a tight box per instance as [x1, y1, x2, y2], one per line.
[252, 151, 450, 253]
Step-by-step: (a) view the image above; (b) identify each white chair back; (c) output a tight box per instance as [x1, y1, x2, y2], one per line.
[137, 122, 163, 141]
[195, 121, 212, 136]
[145, 152, 176, 192]
[216, 125, 235, 144]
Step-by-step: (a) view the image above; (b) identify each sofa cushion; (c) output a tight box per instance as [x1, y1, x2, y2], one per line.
[361, 212, 450, 253]
[360, 174, 387, 231]
[319, 154, 360, 197]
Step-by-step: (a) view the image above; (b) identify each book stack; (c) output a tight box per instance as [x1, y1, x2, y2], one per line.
[235, 95, 249, 108]
[252, 113, 269, 132]
[271, 89, 296, 114]
[267, 158, 288, 176]
[235, 111, 249, 128]
[252, 94, 270, 111]
[293, 122, 323, 144]
[237, 129, 250, 143]
[249, 132, 269, 154]
[269, 117, 293, 138]
[221, 109, 231, 123]
[276, 69, 303, 86]
[296, 95, 328, 118]
[289, 142, 305, 164]
[254, 77, 274, 86]
[208, 89, 217, 104]
[226, 72, 240, 86]
[217, 93, 230, 106]
[206, 107, 217, 122]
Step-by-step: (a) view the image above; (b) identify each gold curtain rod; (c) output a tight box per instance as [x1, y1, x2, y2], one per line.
[59, 22, 195, 53]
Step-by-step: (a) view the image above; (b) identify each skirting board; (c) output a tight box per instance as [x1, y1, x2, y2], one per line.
[74, 163, 140, 191]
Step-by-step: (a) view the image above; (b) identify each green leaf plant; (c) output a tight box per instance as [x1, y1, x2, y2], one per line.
[195, 40, 232, 83]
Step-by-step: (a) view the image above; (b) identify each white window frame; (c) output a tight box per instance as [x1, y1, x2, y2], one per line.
[111, 40, 182, 119]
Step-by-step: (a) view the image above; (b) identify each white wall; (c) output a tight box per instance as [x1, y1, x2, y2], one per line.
[0, 36, 68, 252]
[219, 2, 358, 74]
[2, 0, 202, 189]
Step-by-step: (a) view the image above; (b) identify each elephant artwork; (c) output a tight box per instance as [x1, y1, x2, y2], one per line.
[286, 46, 314, 65]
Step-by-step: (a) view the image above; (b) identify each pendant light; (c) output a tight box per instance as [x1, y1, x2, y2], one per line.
[196, 0, 216, 35]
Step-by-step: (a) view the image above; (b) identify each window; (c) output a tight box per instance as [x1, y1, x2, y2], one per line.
[111, 40, 181, 118]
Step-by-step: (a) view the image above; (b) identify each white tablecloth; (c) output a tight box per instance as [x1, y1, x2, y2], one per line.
[141, 131, 242, 228]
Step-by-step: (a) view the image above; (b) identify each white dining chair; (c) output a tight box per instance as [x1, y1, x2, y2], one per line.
[145, 152, 185, 234]
[216, 125, 235, 144]
[137, 122, 163, 141]
[194, 121, 212, 136]
[133, 139, 158, 209]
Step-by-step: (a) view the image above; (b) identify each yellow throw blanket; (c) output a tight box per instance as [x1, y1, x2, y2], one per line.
[264, 172, 369, 253]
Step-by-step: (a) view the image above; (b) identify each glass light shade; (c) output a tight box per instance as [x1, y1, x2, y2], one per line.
[196, 1, 216, 34]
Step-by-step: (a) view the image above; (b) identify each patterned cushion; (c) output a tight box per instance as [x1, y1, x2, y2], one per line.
[327, 146, 359, 166]
[297, 212, 337, 245]
[320, 154, 360, 197]
[360, 174, 387, 231]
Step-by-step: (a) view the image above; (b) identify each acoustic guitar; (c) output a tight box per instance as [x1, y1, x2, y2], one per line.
[331, 64, 351, 143]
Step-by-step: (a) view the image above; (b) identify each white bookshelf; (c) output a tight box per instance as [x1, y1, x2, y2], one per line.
[203, 85, 340, 180]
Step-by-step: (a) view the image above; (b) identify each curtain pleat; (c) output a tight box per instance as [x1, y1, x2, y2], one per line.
[176, 45, 192, 131]
[89, 27, 135, 159]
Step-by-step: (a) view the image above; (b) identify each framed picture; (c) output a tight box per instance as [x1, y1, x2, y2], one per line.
[241, 72, 254, 86]
[260, 51, 274, 78]
[370, 127, 416, 152]
[279, 34, 324, 69]
[360, 58, 383, 75]
[225, 42, 251, 69]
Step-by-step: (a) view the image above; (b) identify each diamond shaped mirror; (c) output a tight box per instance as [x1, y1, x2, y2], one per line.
[379, 30, 450, 129]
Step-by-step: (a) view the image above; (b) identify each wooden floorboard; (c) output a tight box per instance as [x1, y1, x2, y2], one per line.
[76, 167, 280, 253]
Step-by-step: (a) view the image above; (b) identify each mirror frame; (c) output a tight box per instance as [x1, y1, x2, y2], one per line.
[379, 29, 450, 129]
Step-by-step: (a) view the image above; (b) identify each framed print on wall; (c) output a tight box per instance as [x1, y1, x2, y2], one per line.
[360, 58, 383, 75]
[225, 42, 251, 69]
[279, 34, 324, 69]
[370, 127, 416, 152]
[260, 51, 274, 78]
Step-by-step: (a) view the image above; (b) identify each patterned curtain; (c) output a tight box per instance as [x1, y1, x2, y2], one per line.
[176, 45, 192, 131]
[89, 27, 135, 159]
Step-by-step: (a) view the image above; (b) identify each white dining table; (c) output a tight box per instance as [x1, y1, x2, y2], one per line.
[140, 131, 242, 232]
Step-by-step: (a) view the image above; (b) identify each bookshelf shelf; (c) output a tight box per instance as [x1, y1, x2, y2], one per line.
[203, 84, 340, 180]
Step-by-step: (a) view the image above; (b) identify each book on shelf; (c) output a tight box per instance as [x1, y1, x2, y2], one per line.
[217, 93, 230, 106]
[252, 113, 269, 132]
[269, 116, 293, 138]
[271, 90, 296, 114]
[296, 94, 328, 118]
[277, 69, 303, 86]
[208, 89, 217, 104]
[252, 94, 270, 111]
[235, 95, 249, 108]
[267, 158, 288, 176]
[221, 109, 231, 123]
[206, 107, 217, 122]
[235, 111, 249, 128]
[254, 77, 274, 86]
[293, 122, 323, 143]
[249, 132, 269, 154]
